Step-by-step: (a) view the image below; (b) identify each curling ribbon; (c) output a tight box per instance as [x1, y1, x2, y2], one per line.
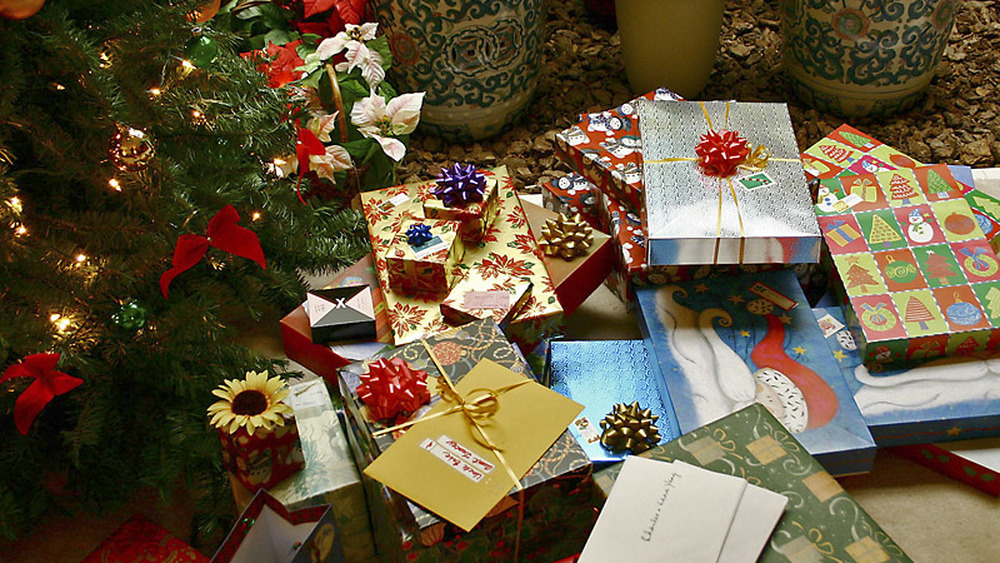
[159, 205, 266, 298]
[373, 340, 529, 562]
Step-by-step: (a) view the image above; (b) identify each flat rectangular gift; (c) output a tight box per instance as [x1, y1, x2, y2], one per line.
[336, 318, 599, 561]
[592, 404, 912, 563]
[635, 269, 876, 475]
[439, 271, 532, 329]
[361, 167, 563, 349]
[815, 163, 1000, 368]
[812, 306, 1000, 447]
[554, 88, 682, 213]
[548, 339, 681, 463]
[280, 254, 392, 381]
[637, 100, 821, 266]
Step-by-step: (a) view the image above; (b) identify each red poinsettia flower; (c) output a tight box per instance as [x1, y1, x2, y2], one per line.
[294, 0, 365, 38]
[261, 40, 305, 88]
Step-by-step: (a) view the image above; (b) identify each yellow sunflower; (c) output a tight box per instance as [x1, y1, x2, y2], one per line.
[207, 370, 293, 435]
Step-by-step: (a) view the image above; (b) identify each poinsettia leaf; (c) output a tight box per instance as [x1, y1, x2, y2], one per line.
[368, 36, 393, 70]
[338, 78, 370, 106]
[303, 0, 337, 19]
[342, 138, 375, 160]
[334, 0, 366, 25]
[264, 29, 293, 47]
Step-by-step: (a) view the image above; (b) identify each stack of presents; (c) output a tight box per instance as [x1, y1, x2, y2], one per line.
[211, 91, 1000, 562]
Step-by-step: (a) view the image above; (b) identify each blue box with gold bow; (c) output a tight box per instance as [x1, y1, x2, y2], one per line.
[637, 100, 822, 266]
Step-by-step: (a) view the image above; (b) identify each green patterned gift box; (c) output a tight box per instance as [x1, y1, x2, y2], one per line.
[594, 404, 911, 562]
[336, 318, 600, 561]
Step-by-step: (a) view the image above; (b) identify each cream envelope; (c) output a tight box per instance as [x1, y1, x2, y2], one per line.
[718, 476, 788, 563]
[580, 457, 747, 563]
[363, 359, 583, 531]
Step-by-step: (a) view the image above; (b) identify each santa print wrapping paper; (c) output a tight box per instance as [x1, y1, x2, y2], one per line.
[360, 167, 563, 349]
[634, 269, 876, 476]
[815, 163, 1000, 369]
[812, 306, 1000, 447]
[554, 88, 682, 214]
[335, 318, 599, 561]
[637, 100, 821, 266]
[593, 404, 911, 562]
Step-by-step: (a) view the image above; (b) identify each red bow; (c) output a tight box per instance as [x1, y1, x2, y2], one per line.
[695, 129, 750, 177]
[1, 353, 82, 435]
[357, 357, 430, 423]
[159, 205, 266, 298]
[295, 127, 326, 204]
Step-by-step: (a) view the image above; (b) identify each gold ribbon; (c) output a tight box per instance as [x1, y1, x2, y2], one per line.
[642, 101, 799, 264]
[372, 340, 528, 561]
[539, 213, 594, 261]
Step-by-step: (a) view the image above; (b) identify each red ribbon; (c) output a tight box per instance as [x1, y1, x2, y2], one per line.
[357, 357, 430, 424]
[1, 353, 82, 435]
[295, 126, 326, 204]
[694, 129, 750, 177]
[159, 205, 266, 298]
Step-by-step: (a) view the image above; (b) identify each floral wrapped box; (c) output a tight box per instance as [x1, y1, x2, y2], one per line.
[360, 166, 563, 349]
[385, 218, 465, 295]
[815, 163, 1000, 369]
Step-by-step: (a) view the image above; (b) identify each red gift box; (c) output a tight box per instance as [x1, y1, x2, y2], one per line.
[82, 515, 207, 563]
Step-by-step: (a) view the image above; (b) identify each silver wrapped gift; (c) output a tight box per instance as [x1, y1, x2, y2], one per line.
[637, 100, 821, 266]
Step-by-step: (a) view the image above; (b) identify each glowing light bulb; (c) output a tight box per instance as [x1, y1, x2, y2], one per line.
[53, 83, 66, 91]
[8, 197, 22, 213]
[251, 212, 262, 222]
[108, 178, 121, 191]
[13, 224, 27, 236]
[50, 313, 61, 322]
[75, 254, 87, 263]
[149, 87, 161, 96]
[55, 318, 72, 331]
[181, 60, 196, 70]
[272, 158, 286, 166]
[192, 109, 203, 119]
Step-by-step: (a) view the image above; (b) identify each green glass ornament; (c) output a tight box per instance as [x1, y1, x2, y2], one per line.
[112, 301, 149, 331]
[184, 35, 218, 68]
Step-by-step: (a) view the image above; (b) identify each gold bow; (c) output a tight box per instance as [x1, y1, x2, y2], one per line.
[539, 213, 594, 261]
[599, 401, 661, 455]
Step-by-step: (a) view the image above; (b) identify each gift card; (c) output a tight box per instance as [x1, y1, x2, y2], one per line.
[363, 359, 583, 531]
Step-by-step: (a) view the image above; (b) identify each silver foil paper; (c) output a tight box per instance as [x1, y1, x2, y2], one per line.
[637, 100, 821, 266]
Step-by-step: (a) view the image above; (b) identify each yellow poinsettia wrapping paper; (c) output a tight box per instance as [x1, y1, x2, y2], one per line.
[361, 167, 563, 349]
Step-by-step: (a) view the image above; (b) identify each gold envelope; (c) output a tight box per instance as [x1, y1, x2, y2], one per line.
[363, 359, 583, 531]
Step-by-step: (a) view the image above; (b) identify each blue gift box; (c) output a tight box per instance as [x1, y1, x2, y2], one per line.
[813, 306, 1000, 446]
[635, 269, 876, 475]
[547, 339, 681, 463]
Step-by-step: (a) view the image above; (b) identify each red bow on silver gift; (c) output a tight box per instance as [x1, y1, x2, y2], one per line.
[159, 205, 266, 298]
[1, 353, 82, 435]
[694, 129, 750, 177]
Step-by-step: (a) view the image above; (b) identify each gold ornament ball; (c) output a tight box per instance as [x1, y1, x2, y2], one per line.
[187, 0, 220, 23]
[0, 0, 45, 19]
[110, 126, 155, 172]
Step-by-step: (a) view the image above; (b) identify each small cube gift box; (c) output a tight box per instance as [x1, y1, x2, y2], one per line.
[636, 99, 821, 266]
[439, 271, 532, 329]
[208, 370, 304, 492]
[306, 285, 377, 344]
[423, 163, 502, 242]
[385, 218, 465, 295]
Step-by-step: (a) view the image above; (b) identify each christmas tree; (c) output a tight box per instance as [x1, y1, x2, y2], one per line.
[985, 286, 1000, 319]
[820, 143, 851, 163]
[925, 168, 953, 199]
[844, 262, 879, 293]
[903, 296, 935, 330]
[0, 0, 368, 540]
[888, 174, 917, 204]
[838, 130, 874, 150]
[868, 215, 903, 248]
[924, 250, 958, 284]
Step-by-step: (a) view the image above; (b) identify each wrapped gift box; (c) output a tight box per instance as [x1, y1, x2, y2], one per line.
[228, 379, 377, 562]
[280, 254, 392, 382]
[306, 285, 377, 344]
[593, 404, 910, 562]
[423, 172, 501, 242]
[212, 489, 346, 563]
[336, 318, 599, 561]
[360, 167, 563, 349]
[636, 100, 821, 266]
[634, 269, 876, 476]
[554, 88, 681, 214]
[812, 305, 1000, 447]
[816, 163, 1000, 368]
[439, 271, 532, 329]
[82, 515, 207, 563]
[893, 441, 1000, 497]
[547, 339, 681, 463]
[539, 173, 601, 229]
[385, 218, 465, 295]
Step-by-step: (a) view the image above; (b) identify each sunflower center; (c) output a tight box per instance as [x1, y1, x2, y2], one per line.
[231, 390, 268, 415]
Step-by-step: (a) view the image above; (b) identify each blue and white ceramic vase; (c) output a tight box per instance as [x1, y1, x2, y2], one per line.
[781, 0, 961, 117]
[369, 0, 545, 141]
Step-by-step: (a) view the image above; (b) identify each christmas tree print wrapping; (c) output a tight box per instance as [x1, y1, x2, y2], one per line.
[816, 163, 1000, 369]
[554, 88, 682, 214]
[360, 167, 563, 351]
[812, 306, 1000, 448]
[634, 269, 876, 476]
[593, 404, 911, 562]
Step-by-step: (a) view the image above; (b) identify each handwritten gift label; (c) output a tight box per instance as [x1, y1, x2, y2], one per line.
[462, 290, 510, 310]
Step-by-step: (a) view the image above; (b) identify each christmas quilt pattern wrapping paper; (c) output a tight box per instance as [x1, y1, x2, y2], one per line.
[815, 163, 1000, 368]
[635, 269, 876, 475]
[360, 167, 563, 349]
[812, 306, 1000, 446]
[637, 100, 821, 266]
[336, 318, 595, 549]
[554, 88, 682, 213]
[593, 404, 911, 562]
[548, 339, 681, 463]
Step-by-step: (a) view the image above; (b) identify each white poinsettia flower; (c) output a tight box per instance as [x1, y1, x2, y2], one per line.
[307, 112, 339, 143]
[315, 22, 379, 60]
[350, 92, 424, 162]
[310, 144, 353, 181]
[336, 44, 385, 90]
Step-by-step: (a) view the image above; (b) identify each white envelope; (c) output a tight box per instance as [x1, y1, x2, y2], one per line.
[718, 478, 788, 563]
